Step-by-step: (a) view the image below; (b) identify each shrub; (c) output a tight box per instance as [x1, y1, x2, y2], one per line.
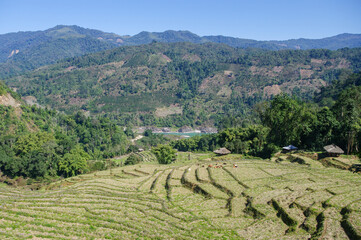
[124, 154, 142, 166]
[151, 144, 177, 164]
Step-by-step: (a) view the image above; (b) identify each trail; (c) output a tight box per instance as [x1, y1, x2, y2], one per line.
[131, 135, 144, 144]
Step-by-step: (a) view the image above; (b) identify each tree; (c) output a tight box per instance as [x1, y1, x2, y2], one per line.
[58, 145, 90, 177]
[333, 86, 361, 154]
[260, 94, 316, 147]
[124, 153, 142, 165]
[151, 145, 177, 164]
[14, 131, 55, 157]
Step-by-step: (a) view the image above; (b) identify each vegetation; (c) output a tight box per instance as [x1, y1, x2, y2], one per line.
[171, 74, 361, 157]
[4, 42, 361, 127]
[0, 154, 360, 239]
[124, 153, 142, 166]
[151, 144, 177, 164]
[0, 103, 129, 181]
[1, 26, 360, 79]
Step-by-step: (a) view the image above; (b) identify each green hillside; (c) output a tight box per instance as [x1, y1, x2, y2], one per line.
[5, 42, 361, 127]
[0, 81, 130, 182]
[0, 25, 122, 78]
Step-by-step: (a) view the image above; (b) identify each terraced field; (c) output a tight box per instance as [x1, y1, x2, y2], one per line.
[0, 158, 360, 239]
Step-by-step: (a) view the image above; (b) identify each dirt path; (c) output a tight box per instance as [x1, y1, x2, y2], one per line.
[131, 135, 144, 143]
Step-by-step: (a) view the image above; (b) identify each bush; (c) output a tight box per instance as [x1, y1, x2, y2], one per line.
[124, 154, 142, 166]
[259, 143, 280, 159]
[151, 144, 177, 164]
[127, 145, 139, 153]
[88, 161, 106, 172]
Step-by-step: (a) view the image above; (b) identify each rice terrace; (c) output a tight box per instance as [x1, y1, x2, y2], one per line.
[1, 153, 360, 239]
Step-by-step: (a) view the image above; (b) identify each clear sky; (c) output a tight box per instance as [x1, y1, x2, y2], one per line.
[0, 0, 360, 40]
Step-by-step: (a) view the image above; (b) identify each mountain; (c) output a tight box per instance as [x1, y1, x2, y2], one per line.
[0, 25, 124, 78]
[0, 25, 122, 62]
[4, 41, 361, 127]
[119, 31, 361, 50]
[1, 25, 360, 78]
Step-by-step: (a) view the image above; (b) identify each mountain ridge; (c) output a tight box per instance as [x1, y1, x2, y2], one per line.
[1, 25, 360, 78]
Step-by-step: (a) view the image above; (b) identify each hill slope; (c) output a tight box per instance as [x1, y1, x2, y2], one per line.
[0, 25, 122, 78]
[5, 42, 361, 127]
[1, 157, 360, 239]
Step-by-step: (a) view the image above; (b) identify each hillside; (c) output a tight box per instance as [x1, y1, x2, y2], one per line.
[0, 80, 130, 181]
[1, 25, 360, 78]
[5, 42, 361, 127]
[1, 155, 360, 239]
[0, 25, 121, 78]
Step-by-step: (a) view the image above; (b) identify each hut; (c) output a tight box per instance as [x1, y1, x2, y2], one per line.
[282, 145, 298, 152]
[323, 144, 344, 157]
[214, 148, 231, 155]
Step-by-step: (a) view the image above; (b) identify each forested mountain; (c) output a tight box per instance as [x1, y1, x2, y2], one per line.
[1, 25, 360, 78]
[129, 31, 361, 50]
[4, 41, 361, 127]
[0, 25, 121, 78]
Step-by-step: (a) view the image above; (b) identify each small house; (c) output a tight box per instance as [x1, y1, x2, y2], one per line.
[282, 145, 298, 152]
[214, 148, 231, 155]
[323, 144, 344, 157]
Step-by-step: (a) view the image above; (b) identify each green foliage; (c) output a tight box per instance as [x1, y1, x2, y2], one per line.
[126, 145, 139, 153]
[151, 144, 177, 164]
[332, 86, 361, 154]
[138, 133, 167, 149]
[124, 153, 142, 166]
[58, 145, 90, 177]
[0, 90, 129, 179]
[143, 129, 153, 137]
[14, 132, 56, 156]
[0, 81, 7, 95]
[260, 94, 317, 147]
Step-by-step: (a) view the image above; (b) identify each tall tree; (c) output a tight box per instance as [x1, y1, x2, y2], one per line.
[333, 86, 361, 154]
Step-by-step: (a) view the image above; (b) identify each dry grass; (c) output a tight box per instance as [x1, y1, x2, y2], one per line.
[0, 157, 360, 239]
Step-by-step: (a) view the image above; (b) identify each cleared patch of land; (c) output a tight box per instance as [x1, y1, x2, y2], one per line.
[154, 105, 183, 117]
[0, 156, 360, 239]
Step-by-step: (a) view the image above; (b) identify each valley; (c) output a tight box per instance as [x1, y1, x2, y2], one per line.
[1, 23, 361, 240]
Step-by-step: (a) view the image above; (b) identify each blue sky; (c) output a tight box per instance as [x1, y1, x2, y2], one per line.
[0, 0, 360, 40]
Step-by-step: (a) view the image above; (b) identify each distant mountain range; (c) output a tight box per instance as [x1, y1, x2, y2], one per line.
[0, 25, 361, 78]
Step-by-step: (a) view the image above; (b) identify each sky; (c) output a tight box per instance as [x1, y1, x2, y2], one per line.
[0, 0, 360, 40]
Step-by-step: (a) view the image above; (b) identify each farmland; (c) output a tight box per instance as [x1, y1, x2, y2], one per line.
[0, 155, 360, 239]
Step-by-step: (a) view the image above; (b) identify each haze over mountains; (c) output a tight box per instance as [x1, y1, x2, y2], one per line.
[1, 25, 361, 78]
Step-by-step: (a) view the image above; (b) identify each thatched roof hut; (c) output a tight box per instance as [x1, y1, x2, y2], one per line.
[324, 144, 344, 156]
[214, 147, 231, 155]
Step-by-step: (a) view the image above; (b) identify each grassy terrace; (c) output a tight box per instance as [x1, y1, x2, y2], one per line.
[0, 154, 360, 239]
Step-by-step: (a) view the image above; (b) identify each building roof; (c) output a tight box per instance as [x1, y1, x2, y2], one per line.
[282, 145, 298, 150]
[323, 144, 344, 154]
[213, 147, 231, 155]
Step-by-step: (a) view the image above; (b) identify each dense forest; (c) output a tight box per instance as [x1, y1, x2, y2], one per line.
[0, 82, 130, 182]
[4, 42, 361, 127]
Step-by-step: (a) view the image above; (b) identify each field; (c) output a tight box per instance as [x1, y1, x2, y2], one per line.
[0, 155, 360, 239]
